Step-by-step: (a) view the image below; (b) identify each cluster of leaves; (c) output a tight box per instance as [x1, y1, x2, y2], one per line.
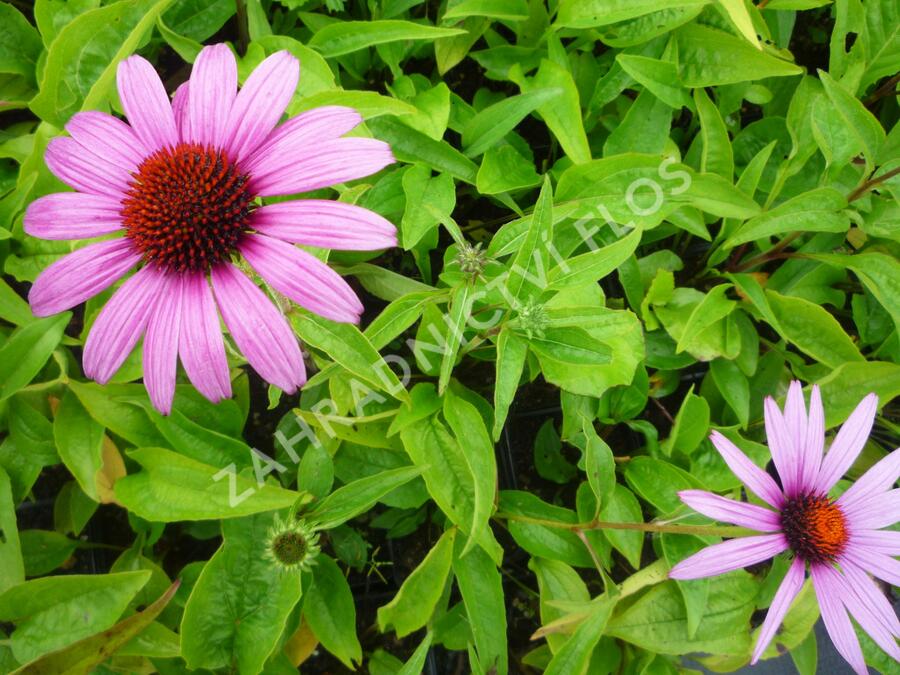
[0, 0, 898, 673]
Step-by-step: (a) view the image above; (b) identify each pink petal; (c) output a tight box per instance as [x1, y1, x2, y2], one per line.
[143, 273, 183, 415]
[187, 44, 237, 149]
[251, 200, 397, 250]
[242, 106, 363, 175]
[29, 238, 140, 317]
[815, 393, 878, 494]
[83, 266, 164, 383]
[709, 431, 784, 509]
[813, 565, 898, 673]
[240, 233, 363, 323]
[838, 447, 900, 512]
[764, 396, 800, 497]
[117, 55, 178, 150]
[810, 564, 869, 675]
[751, 557, 805, 664]
[179, 272, 231, 403]
[843, 489, 900, 530]
[223, 51, 299, 162]
[24, 192, 123, 240]
[210, 263, 305, 393]
[841, 546, 900, 587]
[677, 490, 782, 531]
[172, 82, 191, 142]
[850, 528, 900, 556]
[249, 137, 395, 197]
[668, 533, 787, 580]
[800, 385, 825, 493]
[65, 111, 148, 172]
[840, 558, 900, 637]
[45, 137, 130, 196]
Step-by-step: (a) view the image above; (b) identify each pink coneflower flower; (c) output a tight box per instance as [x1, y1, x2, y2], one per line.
[25, 44, 396, 414]
[669, 382, 899, 674]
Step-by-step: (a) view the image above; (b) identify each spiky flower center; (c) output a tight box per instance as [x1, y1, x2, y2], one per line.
[271, 531, 308, 565]
[121, 143, 255, 272]
[781, 494, 848, 563]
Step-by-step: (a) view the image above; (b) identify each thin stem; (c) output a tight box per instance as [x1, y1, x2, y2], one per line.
[732, 231, 801, 273]
[847, 165, 900, 202]
[497, 512, 752, 538]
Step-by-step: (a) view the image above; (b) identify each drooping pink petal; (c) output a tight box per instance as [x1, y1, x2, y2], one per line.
[843, 488, 900, 530]
[764, 396, 800, 497]
[810, 564, 869, 675]
[83, 266, 164, 383]
[817, 564, 900, 664]
[677, 490, 782, 531]
[250, 137, 395, 197]
[840, 558, 900, 637]
[240, 234, 363, 323]
[783, 381, 809, 493]
[24, 193, 123, 240]
[751, 557, 805, 664]
[143, 273, 183, 415]
[799, 384, 825, 492]
[841, 546, 900, 587]
[29, 238, 140, 317]
[838, 447, 900, 512]
[242, 106, 363, 175]
[251, 200, 397, 250]
[179, 272, 231, 403]
[116, 55, 178, 151]
[187, 43, 237, 149]
[65, 111, 148, 173]
[45, 137, 131, 196]
[172, 82, 191, 142]
[668, 533, 788, 580]
[709, 431, 784, 509]
[815, 393, 879, 494]
[223, 51, 299, 162]
[850, 528, 900, 556]
[210, 263, 305, 393]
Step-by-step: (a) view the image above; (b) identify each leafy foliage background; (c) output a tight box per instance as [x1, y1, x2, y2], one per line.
[0, 0, 898, 673]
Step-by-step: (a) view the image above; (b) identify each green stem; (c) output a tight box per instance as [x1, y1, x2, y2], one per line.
[498, 512, 753, 538]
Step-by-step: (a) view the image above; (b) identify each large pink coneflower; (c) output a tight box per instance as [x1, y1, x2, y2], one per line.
[25, 44, 396, 413]
[670, 382, 899, 674]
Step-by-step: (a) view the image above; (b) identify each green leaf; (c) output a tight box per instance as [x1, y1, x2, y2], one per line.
[304, 555, 362, 668]
[475, 144, 542, 194]
[452, 536, 508, 675]
[0, 313, 70, 402]
[675, 284, 736, 354]
[369, 116, 478, 183]
[676, 23, 803, 86]
[443, 388, 497, 554]
[401, 165, 456, 249]
[290, 312, 406, 400]
[0, 468, 23, 596]
[544, 596, 618, 675]
[67, 381, 166, 448]
[397, 632, 434, 675]
[725, 187, 848, 247]
[377, 529, 455, 636]
[583, 420, 616, 507]
[12, 581, 179, 675]
[815, 361, 900, 428]
[115, 447, 302, 522]
[33, 0, 102, 48]
[0, 571, 151, 664]
[608, 574, 759, 656]
[661, 386, 710, 456]
[710, 359, 750, 428]
[766, 290, 865, 369]
[0, 279, 34, 327]
[493, 328, 527, 440]
[694, 87, 734, 181]
[290, 89, 417, 119]
[528, 327, 613, 365]
[616, 54, 692, 110]
[547, 227, 642, 290]
[180, 513, 303, 672]
[438, 283, 473, 394]
[308, 465, 425, 530]
[147, 406, 253, 469]
[818, 70, 886, 169]
[308, 20, 465, 57]
[162, 0, 234, 41]
[53, 390, 104, 501]
[556, 0, 709, 28]
[443, 0, 529, 21]
[30, 0, 176, 127]
[660, 535, 710, 639]
[0, 4, 42, 81]
[599, 484, 643, 568]
[623, 457, 697, 514]
[506, 176, 553, 302]
[462, 88, 560, 157]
